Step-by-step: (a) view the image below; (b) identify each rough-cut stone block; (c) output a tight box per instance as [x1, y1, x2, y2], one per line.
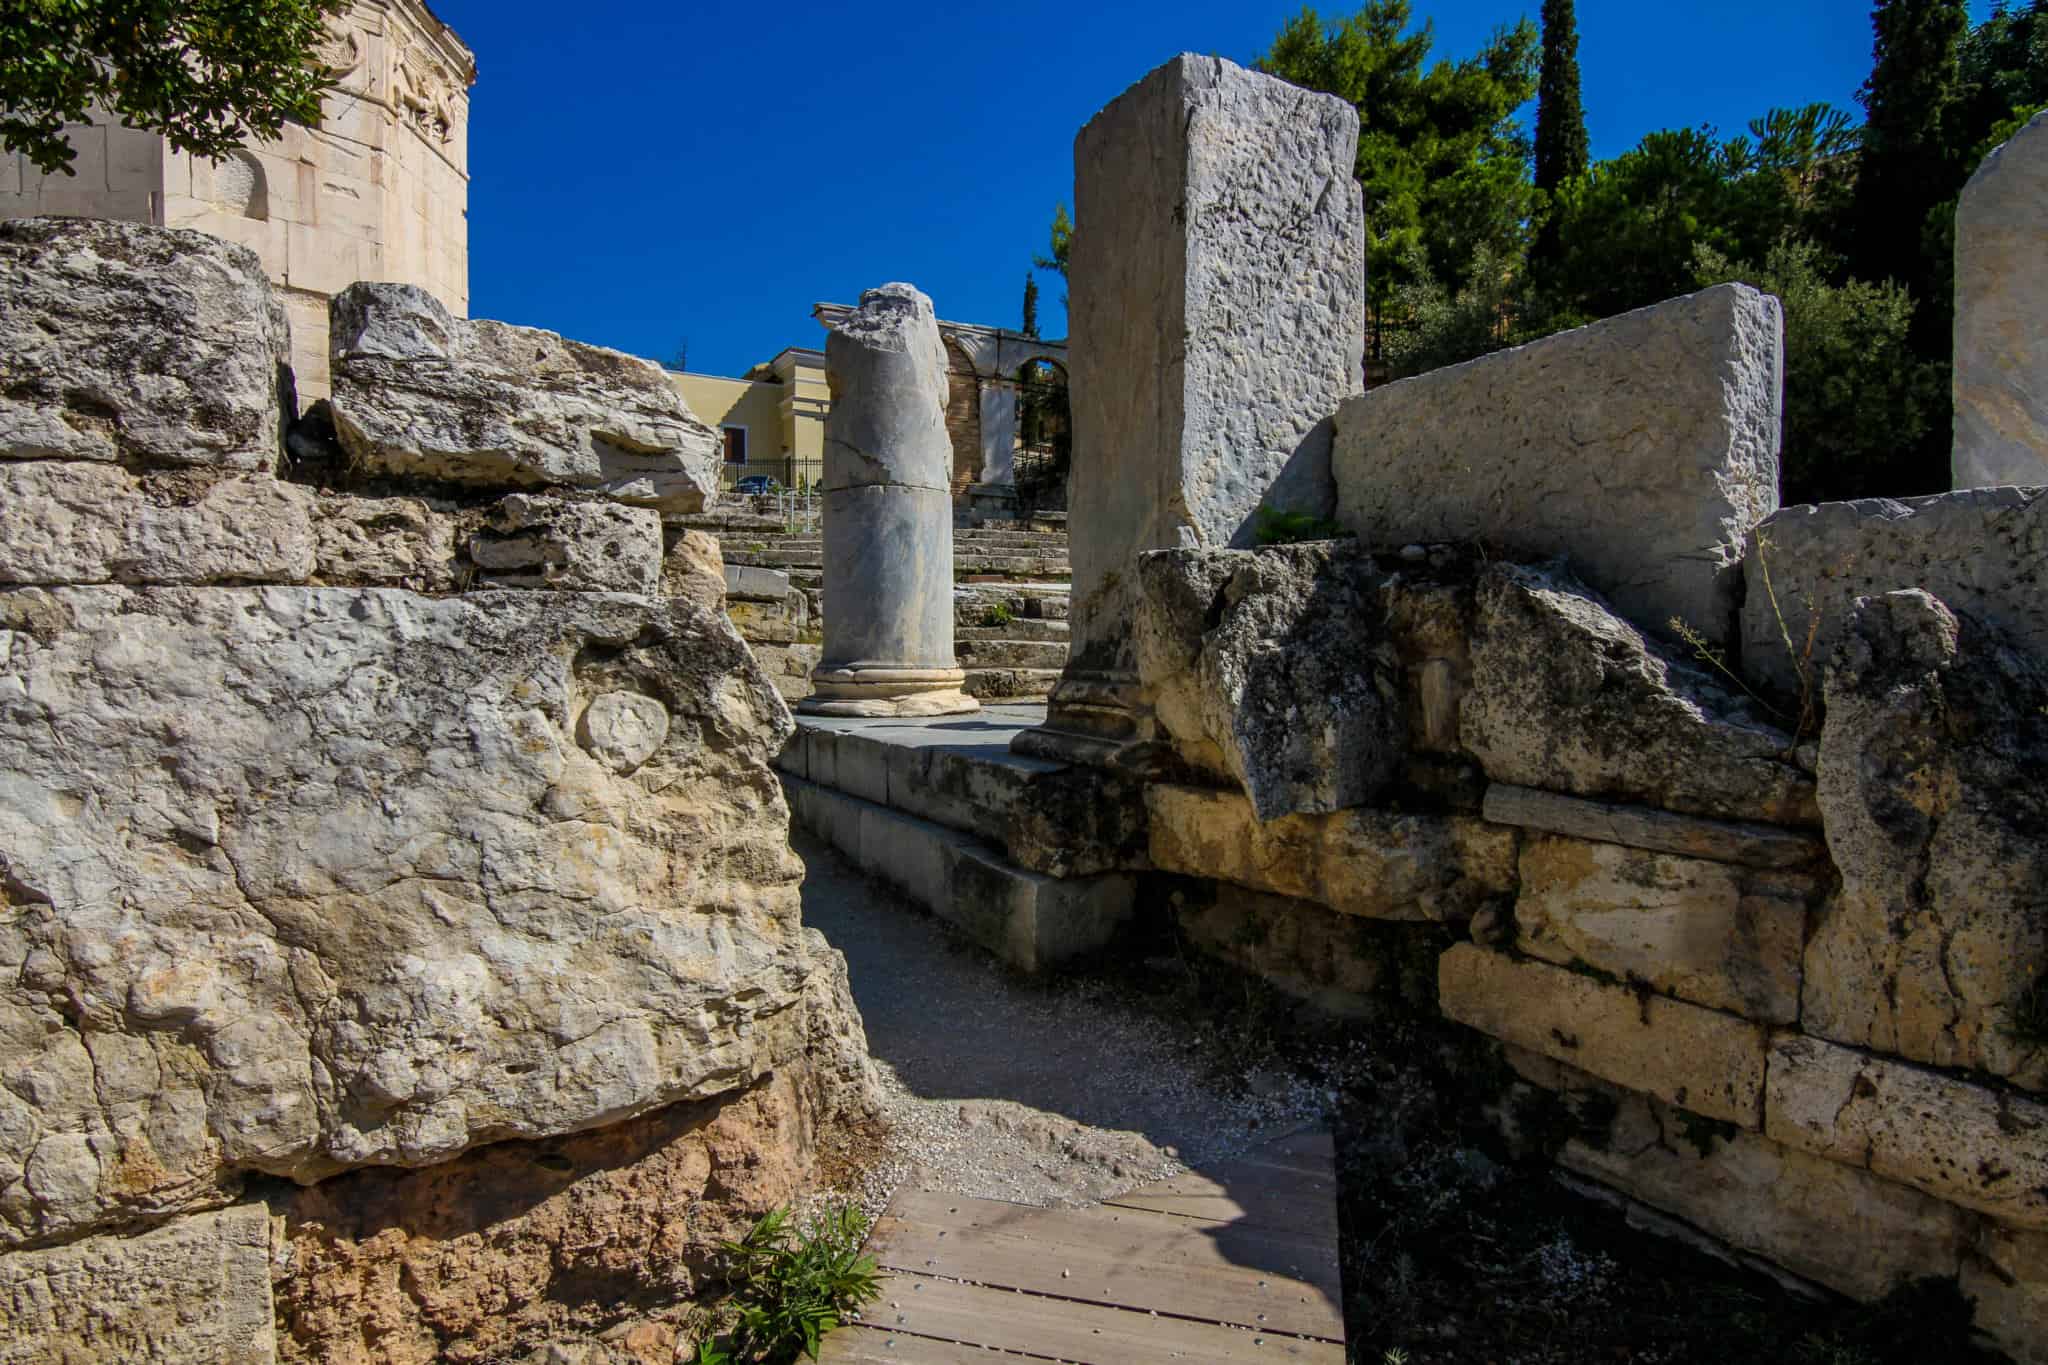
[0, 462, 314, 585]
[0, 585, 819, 1246]
[1544, 1079, 1975, 1303]
[1953, 110, 2048, 488]
[1438, 944, 1767, 1126]
[1514, 834, 1809, 1023]
[725, 564, 792, 601]
[308, 495, 460, 591]
[0, 1203, 276, 1364]
[1134, 543, 1403, 820]
[328, 283, 719, 511]
[1808, 590, 2048, 1091]
[1741, 487, 2048, 699]
[1334, 284, 1782, 646]
[1462, 562, 1815, 826]
[1482, 785, 1824, 869]
[1175, 883, 1419, 1019]
[1766, 1035, 2048, 1230]
[1031, 53, 1364, 751]
[469, 493, 663, 594]
[0, 219, 289, 471]
[1147, 784, 1515, 923]
[1966, 1222, 2048, 1365]
[784, 776, 1135, 972]
[663, 527, 727, 614]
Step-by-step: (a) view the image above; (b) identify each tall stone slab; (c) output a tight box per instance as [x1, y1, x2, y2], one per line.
[803, 283, 977, 717]
[1953, 110, 2048, 488]
[1015, 54, 1366, 769]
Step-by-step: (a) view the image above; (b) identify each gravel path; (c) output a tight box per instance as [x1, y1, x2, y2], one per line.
[795, 829, 1332, 1216]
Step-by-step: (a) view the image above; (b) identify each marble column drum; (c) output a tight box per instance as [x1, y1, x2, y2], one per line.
[802, 282, 978, 717]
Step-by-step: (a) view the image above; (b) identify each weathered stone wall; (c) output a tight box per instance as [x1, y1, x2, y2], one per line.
[1332, 283, 1783, 648]
[0, 0, 478, 400]
[1131, 540, 2048, 1362]
[1953, 110, 2048, 488]
[0, 219, 876, 1362]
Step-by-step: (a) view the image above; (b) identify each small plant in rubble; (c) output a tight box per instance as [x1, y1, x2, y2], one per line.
[690, 1204, 881, 1363]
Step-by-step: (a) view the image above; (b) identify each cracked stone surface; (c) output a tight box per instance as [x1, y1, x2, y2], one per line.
[0, 585, 827, 1247]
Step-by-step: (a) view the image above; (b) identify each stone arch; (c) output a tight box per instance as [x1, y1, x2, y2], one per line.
[212, 151, 269, 221]
[942, 335, 982, 490]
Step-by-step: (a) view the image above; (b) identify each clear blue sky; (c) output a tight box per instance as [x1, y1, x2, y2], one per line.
[430, 1, 1906, 377]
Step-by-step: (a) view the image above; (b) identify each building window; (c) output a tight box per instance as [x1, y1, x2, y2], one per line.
[722, 426, 748, 464]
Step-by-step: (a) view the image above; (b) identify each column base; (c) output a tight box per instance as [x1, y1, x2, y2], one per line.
[1009, 668, 1176, 774]
[800, 667, 981, 718]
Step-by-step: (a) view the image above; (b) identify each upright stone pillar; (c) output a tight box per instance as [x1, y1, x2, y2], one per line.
[1953, 110, 2048, 488]
[802, 283, 978, 717]
[979, 378, 1019, 485]
[1013, 54, 1366, 769]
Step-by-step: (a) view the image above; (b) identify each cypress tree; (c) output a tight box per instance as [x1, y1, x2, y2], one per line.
[1534, 0, 1589, 193]
[1021, 272, 1040, 338]
[1852, 0, 1969, 293]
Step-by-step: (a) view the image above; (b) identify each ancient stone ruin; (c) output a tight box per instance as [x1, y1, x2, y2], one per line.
[8, 39, 2048, 1365]
[0, 216, 877, 1361]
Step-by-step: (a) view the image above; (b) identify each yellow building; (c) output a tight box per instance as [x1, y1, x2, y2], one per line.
[668, 347, 829, 491]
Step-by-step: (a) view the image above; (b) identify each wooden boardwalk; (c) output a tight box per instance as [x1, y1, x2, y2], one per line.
[821, 1127, 1346, 1363]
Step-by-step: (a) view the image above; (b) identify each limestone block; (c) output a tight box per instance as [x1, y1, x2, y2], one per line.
[1147, 784, 1515, 923]
[308, 494, 460, 591]
[1807, 590, 2048, 1091]
[0, 585, 814, 1246]
[469, 494, 664, 594]
[0, 462, 315, 585]
[1965, 1222, 2048, 1365]
[0, 1203, 276, 1364]
[1438, 943, 1767, 1126]
[663, 528, 727, 614]
[1462, 562, 1815, 825]
[0, 219, 289, 471]
[1953, 110, 2048, 488]
[1481, 785, 1825, 869]
[1740, 487, 2048, 699]
[1334, 284, 1782, 646]
[1514, 834, 1811, 1023]
[328, 283, 719, 512]
[1766, 1034, 2048, 1230]
[1044, 53, 1364, 732]
[724, 565, 793, 601]
[1134, 543, 1403, 820]
[1175, 883, 1411, 1018]
[808, 283, 972, 716]
[1548, 1081, 1974, 1302]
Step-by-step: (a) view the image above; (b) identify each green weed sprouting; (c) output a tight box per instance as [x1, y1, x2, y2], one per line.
[983, 601, 1016, 628]
[691, 1204, 882, 1363]
[1253, 506, 1349, 545]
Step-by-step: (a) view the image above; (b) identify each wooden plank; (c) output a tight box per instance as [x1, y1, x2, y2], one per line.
[822, 1321, 1053, 1362]
[866, 1199, 1342, 1339]
[838, 1272, 1346, 1365]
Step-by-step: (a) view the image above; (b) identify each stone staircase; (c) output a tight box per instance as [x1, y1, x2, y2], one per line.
[716, 524, 1073, 702]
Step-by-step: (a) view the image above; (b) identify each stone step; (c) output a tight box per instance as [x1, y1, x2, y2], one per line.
[780, 775, 1133, 972]
[954, 637, 1069, 669]
[964, 666, 1064, 700]
[956, 619, 1070, 642]
[725, 550, 1071, 580]
[953, 584, 1072, 622]
[722, 532, 1069, 553]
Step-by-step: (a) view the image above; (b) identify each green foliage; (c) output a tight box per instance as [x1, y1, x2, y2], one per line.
[1020, 272, 1039, 339]
[1533, 0, 1588, 193]
[981, 601, 1015, 628]
[1852, 0, 1971, 301]
[696, 1205, 882, 1364]
[1253, 506, 1349, 545]
[1035, 202, 1073, 311]
[1257, 2, 1539, 368]
[1693, 239, 1946, 502]
[0, 0, 348, 175]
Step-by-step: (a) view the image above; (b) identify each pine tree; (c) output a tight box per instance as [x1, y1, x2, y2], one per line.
[1852, 0, 1969, 293]
[1534, 0, 1589, 193]
[1021, 273, 1040, 338]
